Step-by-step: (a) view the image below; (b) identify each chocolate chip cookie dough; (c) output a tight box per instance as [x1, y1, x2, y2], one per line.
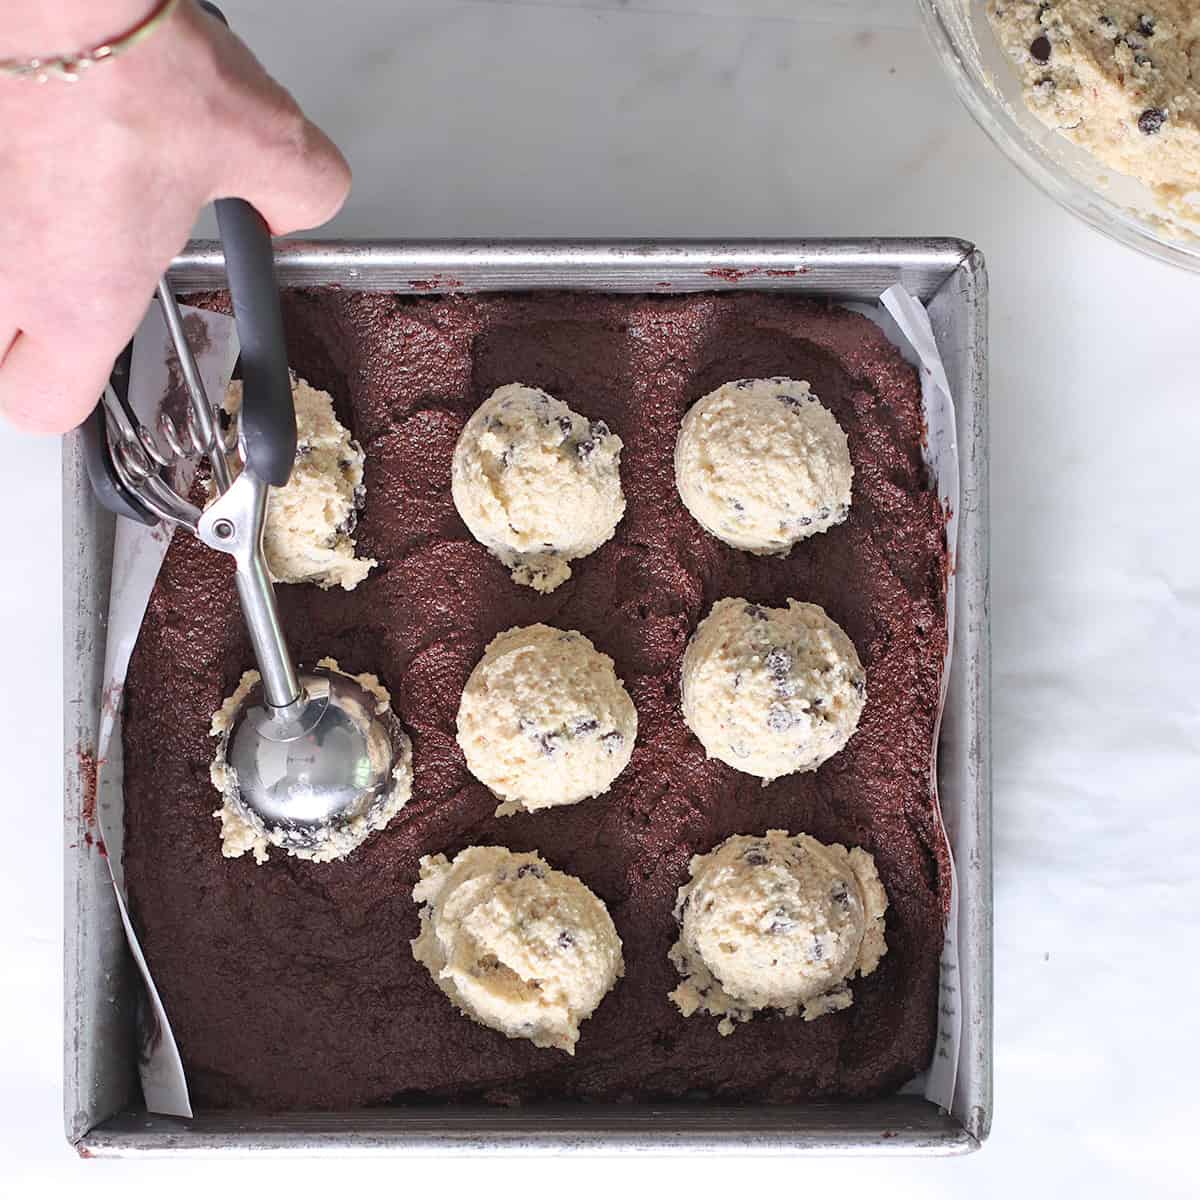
[224, 374, 375, 590]
[669, 831, 887, 1035]
[681, 597, 866, 782]
[456, 624, 637, 816]
[412, 846, 623, 1053]
[452, 383, 625, 592]
[675, 377, 852, 554]
[987, 1, 1200, 215]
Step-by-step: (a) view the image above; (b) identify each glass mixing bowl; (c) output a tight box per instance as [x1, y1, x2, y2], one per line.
[917, 0, 1200, 272]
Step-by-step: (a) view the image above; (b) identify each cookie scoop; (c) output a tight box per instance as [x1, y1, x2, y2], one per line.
[86, 182, 409, 861]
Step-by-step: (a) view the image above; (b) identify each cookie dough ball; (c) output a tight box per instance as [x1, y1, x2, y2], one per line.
[457, 625, 637, 816]
[451, 384, 625, 593]
[412, 846, 624, 1053]
[209, 658, 413, 865]
[668, 830, 887, 1034]
[224, 375, 375, 590]
[681, 598, 865, 782]
[675, 377, 852, 555]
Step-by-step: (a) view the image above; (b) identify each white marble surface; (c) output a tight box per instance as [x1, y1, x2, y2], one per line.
[3, 0, 1197, 1192]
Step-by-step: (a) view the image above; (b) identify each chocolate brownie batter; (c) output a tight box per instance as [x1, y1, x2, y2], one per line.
[122, 290, 950, 1110]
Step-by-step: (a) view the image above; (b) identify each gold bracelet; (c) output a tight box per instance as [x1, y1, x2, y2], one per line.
[0, 0, 181, 83]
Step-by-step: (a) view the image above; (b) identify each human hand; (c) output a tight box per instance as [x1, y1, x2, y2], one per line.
[0, 0, 350, 433]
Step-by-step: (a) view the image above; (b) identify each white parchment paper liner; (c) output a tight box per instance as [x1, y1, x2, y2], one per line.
[95, 286, 962, 1119]
[851, 287, 962, 1110]
[94, 302, 240, 1119]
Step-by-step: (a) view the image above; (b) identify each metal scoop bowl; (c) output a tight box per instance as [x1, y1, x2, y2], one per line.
[216, 667, 403, 856]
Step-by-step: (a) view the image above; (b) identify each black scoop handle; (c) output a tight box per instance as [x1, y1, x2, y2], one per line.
[215, 198, 296, 485]
[201, 1, 295, 486]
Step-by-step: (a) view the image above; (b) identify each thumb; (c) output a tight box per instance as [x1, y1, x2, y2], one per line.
[215, 103, 351, 237]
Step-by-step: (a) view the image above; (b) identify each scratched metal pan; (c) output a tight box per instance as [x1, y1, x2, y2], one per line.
[63, 239, 991, 1155]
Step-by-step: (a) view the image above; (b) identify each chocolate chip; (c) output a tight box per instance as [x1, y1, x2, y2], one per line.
[733, 671, 743, 691]
[1137, 13, 1155, 37]
[742, 847, 768, 866]
[778, 394, 807, 411]
[766, 647, 792, 679]
[854, 677, 867, 697]
[571, 716, 599, 735]
[810, 937, 825, 961]
[769, 908, 797, 934]
[797, 516, 813, 527]
[831, 882, 850, 909]
[557, 415, 574, 439]
[1029, 35, 1051, 63]
[335, 508, 359, 538]
[744, 603, 769, 621]
[1138, 107, 1166, 134]
[557, 930, 574, 948]
[730, 498, 745, 513]
[575, 423, 610, 463]
[767, 705, 793, 732]
[516, 863, 545, 879]
[294, 441, 313, 459]
[1098, 14, 1116, 32]
[1134, 53, 1152, 66]
[600, 730, 624, 753]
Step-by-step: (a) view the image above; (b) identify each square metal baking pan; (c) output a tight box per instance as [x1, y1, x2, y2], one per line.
[63, 239, 991, 1156]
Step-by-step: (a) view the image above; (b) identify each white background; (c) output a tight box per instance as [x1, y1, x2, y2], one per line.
[3, 0, 1198, 1193]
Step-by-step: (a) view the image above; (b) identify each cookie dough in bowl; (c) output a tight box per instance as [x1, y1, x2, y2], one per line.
[986, 1, 1200, 217]
[681, 597, 866, 782]
[451, 383, 625, 592]
[223, 375, 375, 590]
[674, 377, 852, 554]
[457, 624, 637, 816]
[412, 845, 624, 1053]
[669, 830, 888, 1035]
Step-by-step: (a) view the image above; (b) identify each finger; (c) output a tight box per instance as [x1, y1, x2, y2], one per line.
[216, 109, 351, 236]
[0, 324, 122, 434]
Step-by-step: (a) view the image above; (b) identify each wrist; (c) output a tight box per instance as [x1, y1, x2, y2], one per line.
[0, 0, 183, 78]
